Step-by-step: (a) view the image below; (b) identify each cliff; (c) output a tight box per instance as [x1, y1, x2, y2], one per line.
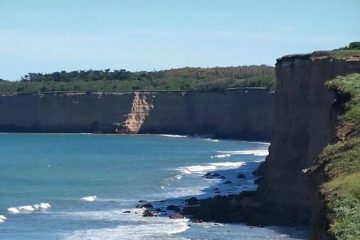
[181, 52, 360, 239]
[0, 89, 273, 141]
[256, 53, 360, 237]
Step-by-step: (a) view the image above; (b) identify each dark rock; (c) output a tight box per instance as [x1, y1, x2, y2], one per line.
[237, 173, 246, 178]
[254, 177, 263, 184]
[169, 213, 184, 219]
[224, 180, 232, 184]
[143, 209, 157, 217]
[123, 210, 131, 213]
[136, 203, 153, 208]
[166, 205, 180, 212]
[191, 219, 203, 223]
[185, 197, 199, 205]
[204, 172, 225, 179]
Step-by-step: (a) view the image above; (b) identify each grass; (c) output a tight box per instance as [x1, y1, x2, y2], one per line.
[332, 50, 360, 59]
[332, 42, 360, 59]
[317, 73, 360, 239]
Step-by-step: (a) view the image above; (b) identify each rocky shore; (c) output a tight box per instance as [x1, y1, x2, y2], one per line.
[133, 163, 265, 224]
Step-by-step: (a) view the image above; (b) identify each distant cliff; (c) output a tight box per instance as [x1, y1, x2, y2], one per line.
[0, 89, 273, 141]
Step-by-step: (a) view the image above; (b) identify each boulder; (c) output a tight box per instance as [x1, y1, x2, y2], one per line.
[237, 173, 246, 178]
[185, 197, 199, 205]
[143, 209, 157, 217]
[166, 205, 181, 212]
[169, 213, 184, 219]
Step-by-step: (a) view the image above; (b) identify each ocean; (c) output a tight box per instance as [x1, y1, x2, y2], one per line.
[0, 134, 307, 239]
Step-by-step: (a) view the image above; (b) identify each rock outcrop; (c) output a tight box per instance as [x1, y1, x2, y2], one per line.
[0, 89, 273, 140]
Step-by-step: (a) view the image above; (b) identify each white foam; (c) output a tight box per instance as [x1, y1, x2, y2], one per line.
[7, 202, 52, 214]
[158, 186, 207, 198]
[217, 149, 269, 157]
[175, 174, 183, 180]
[39, 203, 51, 209]
[18, 205, 35, 212]
[160, 134, 187, 138]
[205, 138, 220, 142]
[81, 196, 97, 202]
[211, 153, 232, 159]
[7, 207, 20, 214]
[177, 165, 217, 175]
[0, 215, 7, 220]
[62, 209, 190, 240]
[177, 161, 246, 175]
[210, 162, 246, 168]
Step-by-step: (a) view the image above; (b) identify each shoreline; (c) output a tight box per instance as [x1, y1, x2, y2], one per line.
[0, 132, 272, 144]
[131, 150, 309, 236]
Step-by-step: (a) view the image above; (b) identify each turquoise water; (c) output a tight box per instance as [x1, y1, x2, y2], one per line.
[0, 134, 307, 239]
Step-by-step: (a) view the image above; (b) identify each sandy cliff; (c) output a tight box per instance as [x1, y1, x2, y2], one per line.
[0, 89, 273, 140]
[256, 53, 360, 237]
[182, 53, 360, 238]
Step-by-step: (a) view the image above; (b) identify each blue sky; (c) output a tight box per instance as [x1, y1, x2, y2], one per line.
[0, 0, 359, 80]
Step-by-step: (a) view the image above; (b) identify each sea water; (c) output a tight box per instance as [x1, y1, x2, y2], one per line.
[0, 134, 308, 240]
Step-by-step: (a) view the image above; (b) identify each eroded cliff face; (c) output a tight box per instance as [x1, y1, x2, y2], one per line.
[121, 92, 154, 134]
[256, 53, 360, 235]
[0, 89, 273, 140]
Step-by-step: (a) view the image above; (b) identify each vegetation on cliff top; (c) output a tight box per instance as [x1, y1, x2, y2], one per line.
[332, 42, 360, 59]
[0, 66, 275, 93]
[318, 73, 360, 240]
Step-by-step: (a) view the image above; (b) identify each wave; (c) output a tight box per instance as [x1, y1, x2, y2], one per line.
[205, 138, 220, 142]
[177, 161, 246, 175]
[210, 162, 246, 168]
[160, 134, 188, 138]
[177, 165, 217, 175]
[81, 196, 97, 202]
[7, 202, 51, 214]
[62, 209, 190, 240]
[217, 149, 268, 157]
[0, 215, 6, 224]
[211, 153, 232, 159]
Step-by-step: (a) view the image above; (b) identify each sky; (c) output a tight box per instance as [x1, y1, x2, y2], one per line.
[0, 0, 359, 80]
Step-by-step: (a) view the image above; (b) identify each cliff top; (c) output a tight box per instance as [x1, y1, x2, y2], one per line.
[0, 65, 275, 94]
[277, 42, 360, 64]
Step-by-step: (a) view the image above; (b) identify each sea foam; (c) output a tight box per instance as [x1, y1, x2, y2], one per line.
[62, 208, 190, 240]
[160, 134, 187, 138]
[217, 149, 269, 157]
[211, 153, 232, 158]
[7, 202, 51, 214]
[81, 196, 97, 202]
[0, 215, 7, 223]
[177, 161, 246, 175]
